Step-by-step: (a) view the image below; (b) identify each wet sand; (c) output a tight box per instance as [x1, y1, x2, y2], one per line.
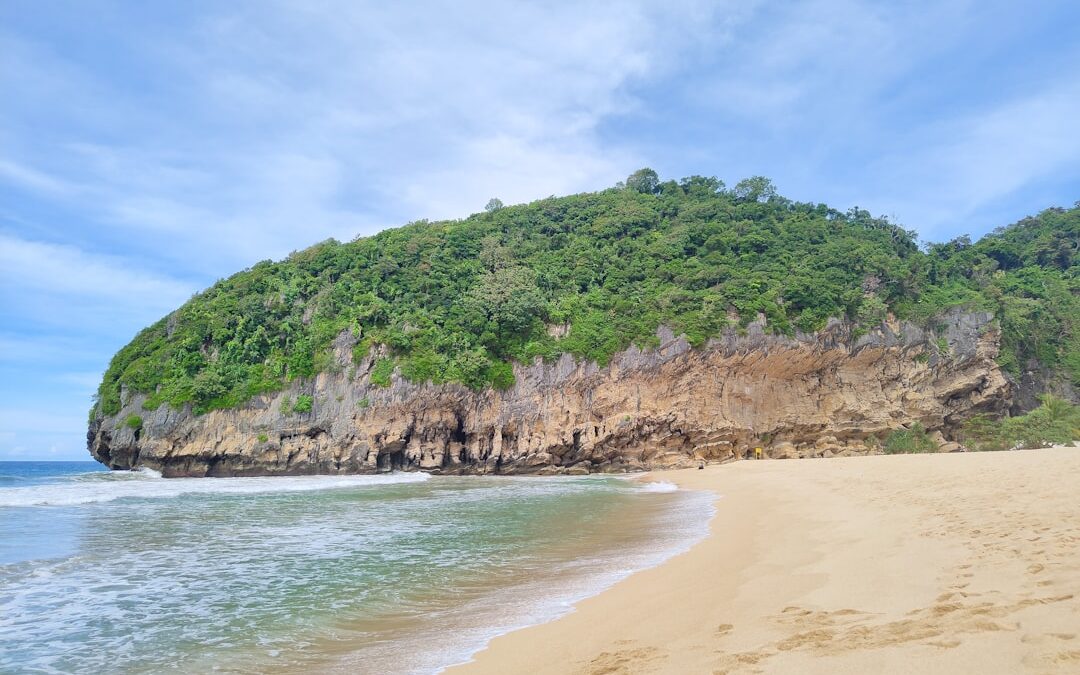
[450, 448, 1080, 674]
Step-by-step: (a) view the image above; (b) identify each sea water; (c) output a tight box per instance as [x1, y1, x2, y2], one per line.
[0, 461, 712, 674]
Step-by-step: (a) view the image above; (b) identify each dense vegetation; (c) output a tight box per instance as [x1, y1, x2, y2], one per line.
[962, 395, 1080, 451]
[874, 394, 1080, 453]
[879, 422, 938, 455]
[93, 171, 1079, 419]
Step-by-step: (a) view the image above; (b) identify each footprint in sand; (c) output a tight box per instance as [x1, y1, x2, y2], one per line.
[586, 646, 666, 675]
[711, 648, 772, 674]
[924, 639, 961, 649]
[1054, 650, 1080, 663]
[936, 591, 978, 602]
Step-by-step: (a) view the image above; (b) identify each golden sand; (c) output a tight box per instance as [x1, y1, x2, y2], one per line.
[450, 448, 1080, 674]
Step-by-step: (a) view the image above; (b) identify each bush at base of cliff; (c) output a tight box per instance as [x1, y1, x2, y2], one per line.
[963, 395, 1080, 451]
[883, 422, 937, 454]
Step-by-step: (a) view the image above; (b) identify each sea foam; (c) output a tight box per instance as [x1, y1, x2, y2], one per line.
[0, 470, 430, 507]
[1, 470, 713, 675]
[635, 480, 679, 493]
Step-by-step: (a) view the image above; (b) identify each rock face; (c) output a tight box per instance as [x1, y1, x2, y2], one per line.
[88, 310, 1012, 477]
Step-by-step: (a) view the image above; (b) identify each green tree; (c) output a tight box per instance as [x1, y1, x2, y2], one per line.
[90, 179, 1078, 419]
[464, 266, 545, 340]
[733, 176, 777, 203]
[192, 368, 227, 403]
[856, 294, 888, 325]
[625, 167, 660, 194]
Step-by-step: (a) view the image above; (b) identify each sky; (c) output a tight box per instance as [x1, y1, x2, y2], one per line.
[2, 1, 1079, 460]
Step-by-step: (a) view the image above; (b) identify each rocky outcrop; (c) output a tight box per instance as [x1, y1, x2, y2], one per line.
[88, 310, 1012, 477]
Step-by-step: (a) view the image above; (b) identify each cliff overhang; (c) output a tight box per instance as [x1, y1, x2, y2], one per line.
[88, 310, 1011, 477]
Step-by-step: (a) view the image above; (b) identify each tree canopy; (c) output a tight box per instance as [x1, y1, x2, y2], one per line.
[625, 167, 660, 194]
[93, 175, 1079, 419]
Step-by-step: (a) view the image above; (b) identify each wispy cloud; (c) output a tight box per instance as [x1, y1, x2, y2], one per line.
[0, 408, 88, 459]
[657, 0, 1080, 237]
[2, 1, 743, 274]
[867, 78, 1080, 233]
[0, 158, 78, 196]
[3, 0, 744, 458]
[1, 0, 1077, 458]
[0, 409, 88, 435]
[0, 333, 99, 365]
[0, 233, 193, 316]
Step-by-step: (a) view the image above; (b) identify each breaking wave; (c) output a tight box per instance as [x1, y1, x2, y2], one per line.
[0, 470, 431, 507]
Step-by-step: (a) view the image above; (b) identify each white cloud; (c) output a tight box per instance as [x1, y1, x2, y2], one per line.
[0, 158, 78, 196]
[0, 333, 98, 365]
[2, 1, 748, 460]
[1, 0, 1077, 460]
[696, 1, 962, 120]
[864, 77, 1080, 234]
[0, 423, 87, 460]
[0, 233, 196, 344]
[51, 371, 104, 391]
[0, 408, 88, 436]
[2, 0, 749, 274]
[0, 233, 193, 306]
[937, 81, 1080, 210]
[676, 0, 1078, 235]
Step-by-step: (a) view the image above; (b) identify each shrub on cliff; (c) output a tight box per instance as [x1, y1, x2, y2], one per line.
[369, 358, 395, 388]
[292, 395, 313, 414]
[90, 174, 1079, 419]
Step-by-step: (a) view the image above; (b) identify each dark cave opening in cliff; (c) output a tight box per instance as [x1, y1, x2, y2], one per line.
[451, 416, 467, 445]
[377, 450, 405, 472]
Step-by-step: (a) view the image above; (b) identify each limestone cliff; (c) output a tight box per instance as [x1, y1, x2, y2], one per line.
[88, 310, 1011, 477]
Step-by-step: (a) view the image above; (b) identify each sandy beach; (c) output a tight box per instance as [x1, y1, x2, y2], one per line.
[451, 449, 1080, 674]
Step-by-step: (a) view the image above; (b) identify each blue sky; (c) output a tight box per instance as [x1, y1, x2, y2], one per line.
[2, 0, 1079, 460]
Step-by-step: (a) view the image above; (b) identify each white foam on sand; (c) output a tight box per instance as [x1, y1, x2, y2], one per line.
[635, 480, 679, 493]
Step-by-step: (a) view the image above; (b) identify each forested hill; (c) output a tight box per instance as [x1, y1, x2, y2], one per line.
[92, 171, 1079, 419]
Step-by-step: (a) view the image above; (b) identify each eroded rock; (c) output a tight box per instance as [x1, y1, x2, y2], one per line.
[88, 312, 1010, 476]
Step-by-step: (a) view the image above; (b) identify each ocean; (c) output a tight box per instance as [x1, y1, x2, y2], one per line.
[0, 461, 712, 674]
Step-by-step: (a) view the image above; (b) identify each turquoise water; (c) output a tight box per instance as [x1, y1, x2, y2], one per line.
[0, 462, 711, 674]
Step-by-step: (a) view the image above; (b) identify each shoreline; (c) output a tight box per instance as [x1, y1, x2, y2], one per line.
[423, 481, 714, 675]
[3, 471, 711, 674]
[448, 449, 1080, 674]
[259, 475, 715, 675]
